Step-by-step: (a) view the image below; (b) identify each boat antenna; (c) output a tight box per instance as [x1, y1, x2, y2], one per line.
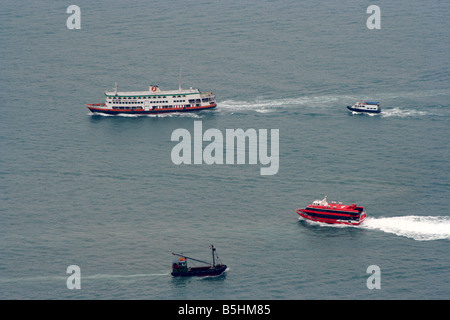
[211, 245, 216, 267]
[114, 82, 118, 95]
[178, 68, 182, 91]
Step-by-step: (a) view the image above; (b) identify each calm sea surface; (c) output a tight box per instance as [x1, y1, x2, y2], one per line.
[1, 0, 449, 299]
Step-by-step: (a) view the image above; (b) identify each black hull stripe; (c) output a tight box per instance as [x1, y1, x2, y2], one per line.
[304, 207, 363, 215]
[301, 212, 362, 221]
[301, 210, 363, 221]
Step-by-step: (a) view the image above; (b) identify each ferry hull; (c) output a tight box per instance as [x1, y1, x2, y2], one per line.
[296, 208, 366, 226]
[87, 103, 216, 115]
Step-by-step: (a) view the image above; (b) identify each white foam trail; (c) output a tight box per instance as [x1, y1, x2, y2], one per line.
[381, 107, 429, 118]
[220, 98, 434, 117]
[0, 273, 170, 283]
[361, 216, 450, 241]
[88, 112, 113, 117]
[218, 89, 448, 115]
[83, 273, 170, 280]
[219, 95, 346, 113]
[299, 215, 450, 241]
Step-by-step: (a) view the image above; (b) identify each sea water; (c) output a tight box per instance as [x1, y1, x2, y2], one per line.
[0, 0, 449, 299]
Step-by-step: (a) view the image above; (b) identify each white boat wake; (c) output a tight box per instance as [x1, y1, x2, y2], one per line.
[218, 91, 446, 117]
[219, 95, 348, 113]
[300, 215, 450, 241]
[361, 216, 450, 241]
[381, 107, 430, 118]
[0, 273, 170, 283]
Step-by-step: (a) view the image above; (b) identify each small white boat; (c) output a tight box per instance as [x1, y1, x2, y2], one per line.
[347, 100, 381, 114]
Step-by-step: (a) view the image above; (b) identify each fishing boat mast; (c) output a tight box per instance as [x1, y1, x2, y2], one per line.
[211, 245, 216, 267]
[172, 245, 219, 267]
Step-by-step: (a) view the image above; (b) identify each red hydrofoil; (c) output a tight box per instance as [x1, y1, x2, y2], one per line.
[297, 196, 366, 225]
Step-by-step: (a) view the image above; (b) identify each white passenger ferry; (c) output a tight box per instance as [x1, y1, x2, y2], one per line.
[87, 82, 216, 115]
